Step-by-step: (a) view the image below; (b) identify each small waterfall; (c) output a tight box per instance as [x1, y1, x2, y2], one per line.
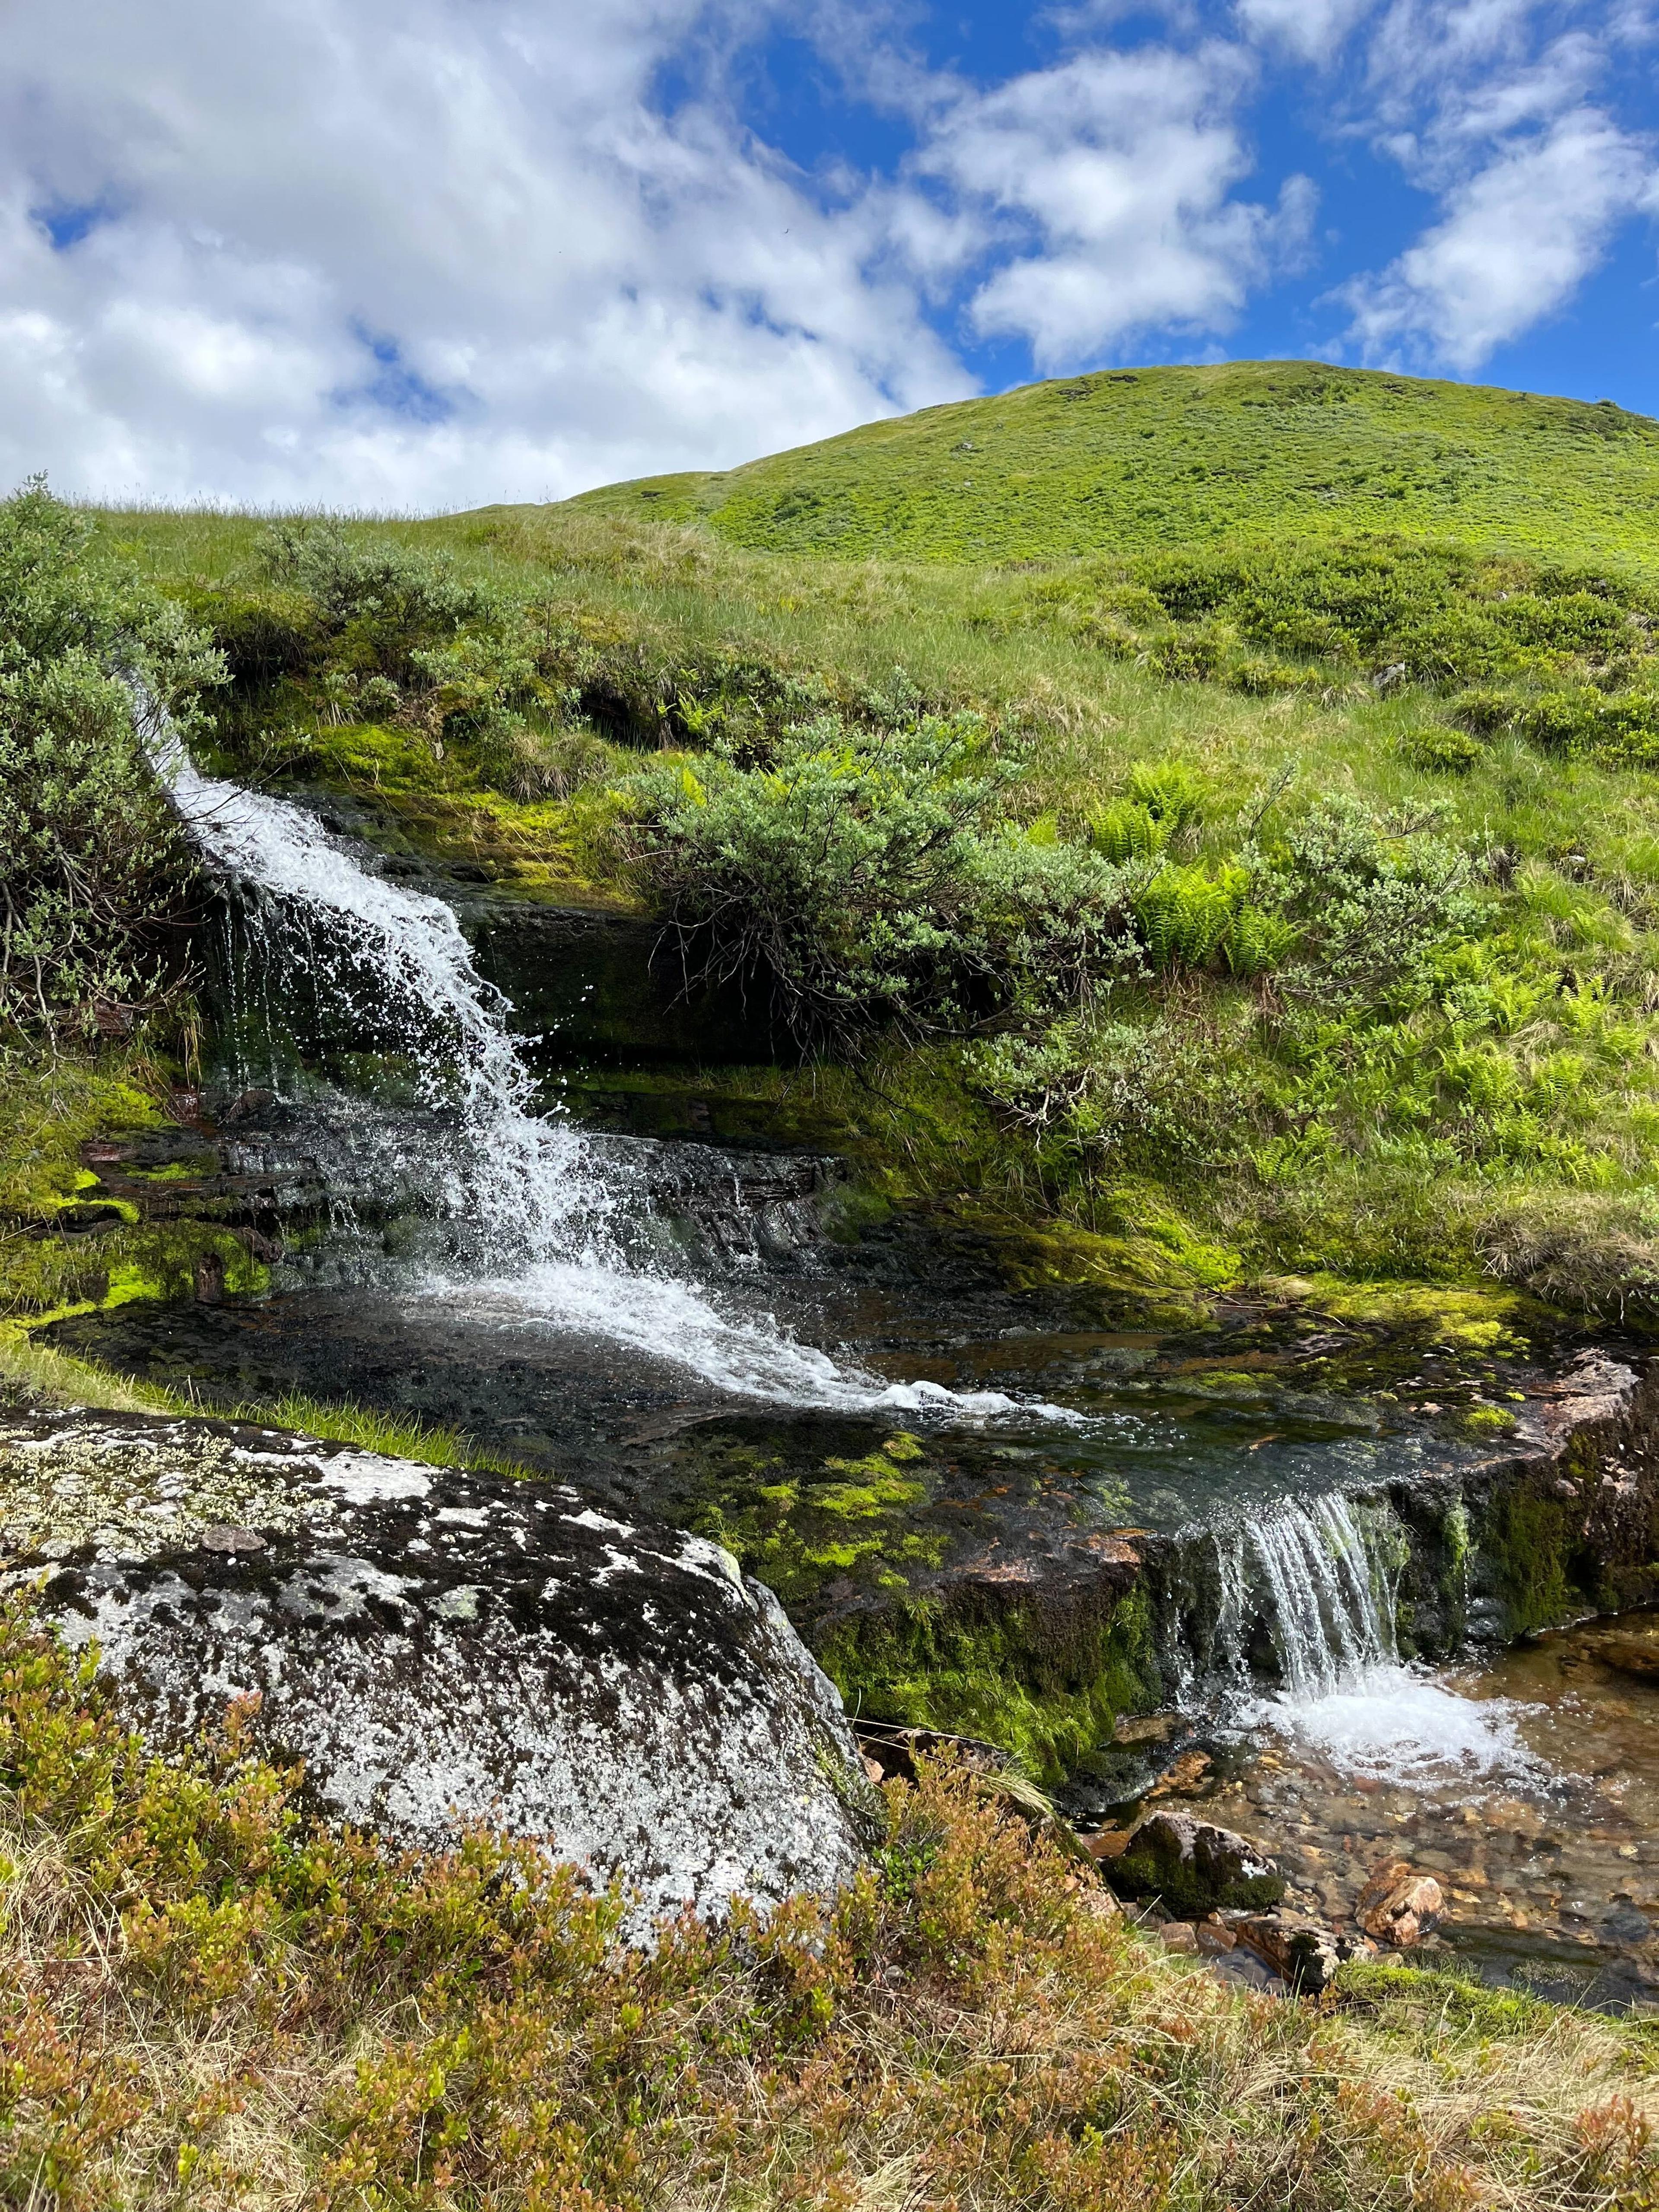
[155, 732, 1047, 1419]
[1164, 1492, 1404, 1705]
[1157, 1493, 1536, 1784]
[1221, 1493, 1398, 1700]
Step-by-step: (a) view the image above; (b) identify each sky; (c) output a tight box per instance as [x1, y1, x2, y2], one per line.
[2, 0, 1657, 512]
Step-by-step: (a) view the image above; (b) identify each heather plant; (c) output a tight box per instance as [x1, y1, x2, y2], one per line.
[0, 1586, 1653, 2209]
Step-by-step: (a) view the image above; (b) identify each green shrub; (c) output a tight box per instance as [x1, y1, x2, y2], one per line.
[1401, 726, 1485, 774]
[0, 482, 222, 1039]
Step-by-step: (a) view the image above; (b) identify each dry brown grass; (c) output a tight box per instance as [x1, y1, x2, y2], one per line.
[0, 1588, 1654, 2210]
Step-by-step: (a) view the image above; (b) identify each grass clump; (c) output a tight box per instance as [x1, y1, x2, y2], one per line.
[1, 1587, 1654, 2209]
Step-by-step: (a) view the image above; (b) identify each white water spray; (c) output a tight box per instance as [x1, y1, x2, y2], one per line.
[1203, 1494, 1540, 1786]
[161, 741, 1049, 1417]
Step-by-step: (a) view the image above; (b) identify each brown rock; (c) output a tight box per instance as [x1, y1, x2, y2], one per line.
[1160, 1921, 1199, 1954]
[1357, 1860, 1444, 1946]
[1083, 1827, 1133, 1860]
[199, 1524, 267, 1554]
[1114, 1712, 1180, 1746]
[1232, 1911, 1377, 1993]
[1587, 1632, 1659, 1680]
[1195, 1919, 1236, 1955]
[1147, 1749, 1214, 1799]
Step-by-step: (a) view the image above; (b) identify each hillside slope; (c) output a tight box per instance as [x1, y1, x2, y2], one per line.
[561, 359, 1659, 570]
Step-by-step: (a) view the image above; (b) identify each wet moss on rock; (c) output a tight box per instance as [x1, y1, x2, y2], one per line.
[815, 1577, 1162, 1788]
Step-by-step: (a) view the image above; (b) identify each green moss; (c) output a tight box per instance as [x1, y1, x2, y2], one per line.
[1459, 1404, 1519, 1437]
[816, 1580, 1162, 1786]
[1477, 1486, 1577, 1635]
[691, 1437, 948, 1605]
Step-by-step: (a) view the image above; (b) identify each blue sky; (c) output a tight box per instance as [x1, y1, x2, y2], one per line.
[1, 0, 1656, 509]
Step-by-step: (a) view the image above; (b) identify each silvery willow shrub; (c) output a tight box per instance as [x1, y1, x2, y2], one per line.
[621, 714, 1141, 1046]
[0, 482, 223, 1040]
[1259, 797, 1484, 1010]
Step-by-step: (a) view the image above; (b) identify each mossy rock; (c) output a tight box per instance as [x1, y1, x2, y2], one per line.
[1110, 1812, 1285, 1916]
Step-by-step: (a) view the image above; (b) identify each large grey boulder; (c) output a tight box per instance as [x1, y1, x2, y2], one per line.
[0, 1408, 869, 1936]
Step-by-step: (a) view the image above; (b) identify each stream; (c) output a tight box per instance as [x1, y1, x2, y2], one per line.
[55, 744, 1659, 2007]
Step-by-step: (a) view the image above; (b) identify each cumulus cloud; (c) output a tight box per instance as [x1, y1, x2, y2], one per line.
[1336, 3, 1657, 369]
[0, 0, 970, 508]
[915, 43, 1313, 368]
[1342, 106, 1651, 367]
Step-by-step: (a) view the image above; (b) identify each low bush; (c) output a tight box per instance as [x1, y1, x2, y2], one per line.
[0, 483, 222, 1041]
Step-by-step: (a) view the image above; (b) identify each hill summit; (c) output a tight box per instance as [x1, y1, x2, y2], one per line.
[566, 359, 1659, 572]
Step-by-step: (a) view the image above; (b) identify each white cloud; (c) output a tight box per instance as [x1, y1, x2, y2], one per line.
[0, 0, 972, 508]
[1333, 3, 1657, 370]
[1234, 0, 1377, 65]
[914, 43, 1312, 368]
[1342, 105, 1651, 367]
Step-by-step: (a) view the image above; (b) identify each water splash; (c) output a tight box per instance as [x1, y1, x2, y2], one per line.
[159, 739, 1055, 1418]
[1188, 1493, 1542, 1787]
[1259, 1662, 1545, 1786]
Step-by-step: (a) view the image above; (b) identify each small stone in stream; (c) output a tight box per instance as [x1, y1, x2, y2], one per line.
[1113, 1712, 1180, 1746]
[1586, 1631, 1659, 1680]
[199, 1524, 266, 1553]
[1083, 1827, 1133, 1860]
[1111, 1812, 1285, 1917]
[1147, 1749, 1214, 1799]
[1357, 1861, 1444, 1947]
[1209, 1946, 1287, 1994]
[1231, 1911, 1377, 1994]
[1195, 1920, 1236, 1955]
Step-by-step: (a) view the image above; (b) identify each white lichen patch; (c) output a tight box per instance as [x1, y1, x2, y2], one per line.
[0, 1416, 327, 1560]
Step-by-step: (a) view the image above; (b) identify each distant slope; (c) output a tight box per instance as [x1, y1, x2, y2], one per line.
[562, 360, 1659, 570]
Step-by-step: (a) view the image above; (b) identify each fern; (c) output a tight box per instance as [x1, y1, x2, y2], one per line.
[1089, 800, 1169, 864]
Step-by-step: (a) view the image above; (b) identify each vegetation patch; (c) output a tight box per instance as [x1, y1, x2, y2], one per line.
[2, 1589, 1653, 2208]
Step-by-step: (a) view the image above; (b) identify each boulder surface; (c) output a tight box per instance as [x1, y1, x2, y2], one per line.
[0, 1408, 869, 1935]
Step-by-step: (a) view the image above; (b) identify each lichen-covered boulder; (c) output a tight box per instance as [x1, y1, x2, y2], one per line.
[1109, 1812, 1284, 1917]
[0, 1408, 870, 1936]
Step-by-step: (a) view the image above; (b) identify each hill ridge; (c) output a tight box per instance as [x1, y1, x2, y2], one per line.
[557, 358, 1659, 573]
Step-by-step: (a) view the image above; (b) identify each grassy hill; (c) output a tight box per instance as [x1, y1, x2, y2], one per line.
[563, 359, 1659, 571]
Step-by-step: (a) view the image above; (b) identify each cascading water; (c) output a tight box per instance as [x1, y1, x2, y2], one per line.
[159, 738, 1046, 1417]
[1172, 1492, 1538, 1784]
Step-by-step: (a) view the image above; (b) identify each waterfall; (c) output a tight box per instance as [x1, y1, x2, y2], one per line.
[157, 736, 1049, 1418]
[1217, 1493, 1398, 1700]
[1176, 1492, 1538, 1783]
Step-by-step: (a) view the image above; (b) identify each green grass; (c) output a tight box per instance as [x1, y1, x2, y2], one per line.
[69, 455, 1659, 1314]
[559, 359, 1659, 571]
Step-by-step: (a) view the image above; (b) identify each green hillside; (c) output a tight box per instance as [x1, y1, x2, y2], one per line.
[566, 359, 1659, 571]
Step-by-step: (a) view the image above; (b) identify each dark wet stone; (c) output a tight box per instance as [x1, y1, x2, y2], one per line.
[1109, 1812, 1285, 1917]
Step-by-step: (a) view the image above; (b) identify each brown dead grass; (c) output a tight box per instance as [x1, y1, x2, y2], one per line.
[0, 1592, 1653, 2210]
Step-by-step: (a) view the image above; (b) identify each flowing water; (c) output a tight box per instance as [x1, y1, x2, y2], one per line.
[163, 746, 1053, 1420]
[84, 746, 1659, 2002]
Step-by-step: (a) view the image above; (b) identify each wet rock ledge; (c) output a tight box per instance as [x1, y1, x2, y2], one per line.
[0, 1408, 870, 1935]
